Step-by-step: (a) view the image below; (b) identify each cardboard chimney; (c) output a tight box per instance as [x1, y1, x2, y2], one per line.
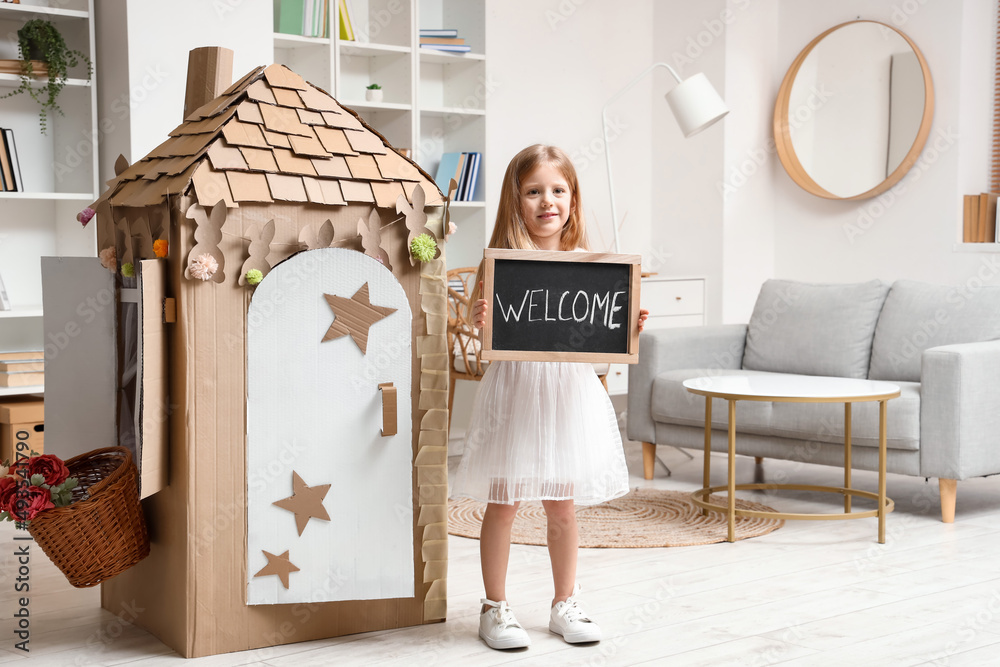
[47, 47, 451, 658]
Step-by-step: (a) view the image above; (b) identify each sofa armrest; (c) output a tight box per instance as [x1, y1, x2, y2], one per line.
[921, 339, 1000, 479]
[626, 324, 748, 443]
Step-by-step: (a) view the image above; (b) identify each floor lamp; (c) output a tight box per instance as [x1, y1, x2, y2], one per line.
[602, 63, 729, 252]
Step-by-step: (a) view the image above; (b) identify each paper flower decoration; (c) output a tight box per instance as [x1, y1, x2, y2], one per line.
[121, 262, 135, 278]
[99, 246, 116, 273]
[76, 207, 95, 227]
[189, 253, 219, 281]
[153, 239, 168, 258]
[448, 221, 457, 236]
[245, 269, 263, 286]
[410, 233, 437, 263]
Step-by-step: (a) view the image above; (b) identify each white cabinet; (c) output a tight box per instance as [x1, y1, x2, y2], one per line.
[605, 276, 706, 396]
[272, 0, 488, 269]
[0, 0, 98, 396]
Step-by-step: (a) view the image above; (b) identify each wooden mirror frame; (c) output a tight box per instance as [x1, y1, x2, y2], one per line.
[773, 20, 935, 201]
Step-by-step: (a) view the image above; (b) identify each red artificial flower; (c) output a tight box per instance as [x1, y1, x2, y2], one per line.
[11, 485, 55, 522]
[0, 477, 17, 513]
[27, 454, 70, 486]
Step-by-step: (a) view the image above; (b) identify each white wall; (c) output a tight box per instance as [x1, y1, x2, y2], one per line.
[484, 0, 654, 256]
[95, 0, 273, 184]
[769, 0, 1000, 302]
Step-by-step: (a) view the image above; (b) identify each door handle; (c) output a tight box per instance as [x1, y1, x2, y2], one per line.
[378, 382, 397, 436]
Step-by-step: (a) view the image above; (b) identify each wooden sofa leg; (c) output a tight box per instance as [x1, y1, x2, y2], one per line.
[754, 457, 764, 465]
[642, 442, 656, 480]
[939, 478, 957, 523]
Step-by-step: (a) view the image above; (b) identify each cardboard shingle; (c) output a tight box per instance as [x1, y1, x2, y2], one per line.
[273, 148, 318, 176]
[260, 104, 312, 136]
[237, 102, 265, 124]
[240, 147, 279, 172]
[318, 179, 346, 205]
[272, 87, 305, 108]
[247, 80, 277, 105]
[222, 121, 270, 148]
[192, 162, 236, 207]
[264, 65, 309, 90]
[172, 107, 238, 136]
[371, 181, 407, 209]
[374, 151, 423, 182]
[321, 110, 365, 131]
[208, 140, 250, 171]
[296, 108, 326, 126]
[314, 127, 358, 156]
[288, 132, 329, 158]
[346, 154, 387, 181]
[263, 130, 292, 149]
[266, 173, 309, 202]
[340, 180, 375, 203]
[312, 156, 352, 179]
[225, 171, 272, 202]
[344, 129, 388, 155]
[298, 85, 343, 112]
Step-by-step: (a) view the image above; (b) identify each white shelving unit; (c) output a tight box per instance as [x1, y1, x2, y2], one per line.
[271, 0, 487, 268]
[0, 0, 98, 396]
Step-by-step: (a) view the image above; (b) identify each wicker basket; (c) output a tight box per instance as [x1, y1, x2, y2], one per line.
[28, 447, 150, 588]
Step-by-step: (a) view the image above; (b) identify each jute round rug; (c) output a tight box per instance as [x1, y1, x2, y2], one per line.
[448, 488, 784, 548]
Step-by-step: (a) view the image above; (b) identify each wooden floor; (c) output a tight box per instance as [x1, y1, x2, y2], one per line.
[3, 437, 1000, 666]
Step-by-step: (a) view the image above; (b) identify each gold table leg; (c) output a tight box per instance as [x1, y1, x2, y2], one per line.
[878, 399, 887, 544]
[727, 399, 736, 543]
[844, 403, 852, 513]
[703, 396, 712, 517]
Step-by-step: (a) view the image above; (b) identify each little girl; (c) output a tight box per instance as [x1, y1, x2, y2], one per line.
[452, 144, 648, 650]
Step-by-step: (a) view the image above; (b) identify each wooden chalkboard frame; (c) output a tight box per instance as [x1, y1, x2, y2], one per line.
[480, 248, 642, 363]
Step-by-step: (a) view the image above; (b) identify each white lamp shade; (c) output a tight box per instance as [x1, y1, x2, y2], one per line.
[664, 72, 729, 138]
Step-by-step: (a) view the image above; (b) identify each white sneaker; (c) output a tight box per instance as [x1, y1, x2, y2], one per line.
[549, 585, 602, 643]
[479, 598, 531, 650]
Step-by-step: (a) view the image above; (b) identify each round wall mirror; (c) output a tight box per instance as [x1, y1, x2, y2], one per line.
[774, 20, 934, 200]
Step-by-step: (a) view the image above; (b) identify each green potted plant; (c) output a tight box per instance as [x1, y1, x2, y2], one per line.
[0, 19, 93, 134]
[365, 83, 383, 103]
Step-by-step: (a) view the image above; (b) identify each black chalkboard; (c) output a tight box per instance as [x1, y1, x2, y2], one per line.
[481, 249, 641, 363]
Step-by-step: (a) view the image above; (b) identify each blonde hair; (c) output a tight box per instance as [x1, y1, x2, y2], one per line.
[470, 145, 589, 308]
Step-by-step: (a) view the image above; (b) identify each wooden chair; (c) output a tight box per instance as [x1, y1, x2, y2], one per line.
[445, 266, 611, 430]
[447, 267, 488, 429]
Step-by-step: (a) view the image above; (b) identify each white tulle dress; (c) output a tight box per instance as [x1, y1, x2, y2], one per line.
[452, 360, 630, 506]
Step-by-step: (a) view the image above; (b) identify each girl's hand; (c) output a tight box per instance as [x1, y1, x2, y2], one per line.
[473, 282, 488, 330]
[637, 308, 650, 333]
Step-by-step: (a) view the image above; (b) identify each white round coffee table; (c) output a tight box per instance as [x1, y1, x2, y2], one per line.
[683, 374, 900, 544]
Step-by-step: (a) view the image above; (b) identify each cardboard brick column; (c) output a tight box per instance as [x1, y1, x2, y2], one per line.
[417, 249, 449, 621]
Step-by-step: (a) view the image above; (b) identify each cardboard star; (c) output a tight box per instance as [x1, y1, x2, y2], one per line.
[253, 550, 300, 589]
[323, 282, 397, 354]
[272, 471, 331, 536]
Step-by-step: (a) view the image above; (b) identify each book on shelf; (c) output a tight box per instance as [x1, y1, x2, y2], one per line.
[435, 152, 481, 202]
[0, 352, 43, 362]
[419, 29, 458, 38]
[420, 43, 472, 53]
[0, 127, 21, 193]
[0, 271, 9, 311]
[339, 0, 354, 41]
[0, 360, 43, 372]
[275, 0, 329, 38]
[458, 152, 480, 201]
[979, 192, 998, 243]
[420, 37, 465, 45]
[0, 371, 44, 388]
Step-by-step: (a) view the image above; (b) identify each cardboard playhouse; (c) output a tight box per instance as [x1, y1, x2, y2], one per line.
[44, 48, 453, 658]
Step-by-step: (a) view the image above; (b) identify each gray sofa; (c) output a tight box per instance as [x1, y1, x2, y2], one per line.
[627, 279, 1000, 522]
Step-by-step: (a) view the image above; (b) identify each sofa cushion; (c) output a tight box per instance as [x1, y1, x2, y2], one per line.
[742, 279, 890, 379]
[651, 369, 920, 451]
[869, 280, 1000, 381]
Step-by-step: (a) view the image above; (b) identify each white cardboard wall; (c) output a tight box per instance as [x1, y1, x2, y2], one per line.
[246, 248, 414, 605]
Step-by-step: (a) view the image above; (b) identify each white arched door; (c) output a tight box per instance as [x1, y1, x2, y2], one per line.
[246, 248, 413, 605]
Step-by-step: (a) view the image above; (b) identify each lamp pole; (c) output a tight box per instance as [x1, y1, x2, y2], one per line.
[601, 63, 686, 254]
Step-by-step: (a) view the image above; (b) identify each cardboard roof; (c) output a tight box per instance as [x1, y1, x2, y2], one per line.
[93, 65, 444, 211]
